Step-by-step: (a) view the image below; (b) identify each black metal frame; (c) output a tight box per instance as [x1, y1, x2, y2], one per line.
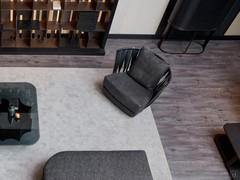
[159, 24, 215, 54]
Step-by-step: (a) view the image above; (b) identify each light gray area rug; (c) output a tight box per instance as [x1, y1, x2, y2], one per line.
[0, 68, 172, 180]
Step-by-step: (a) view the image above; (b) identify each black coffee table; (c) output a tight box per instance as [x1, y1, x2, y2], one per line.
[215, 123, 240, 180]
[0, 83, 39, 145]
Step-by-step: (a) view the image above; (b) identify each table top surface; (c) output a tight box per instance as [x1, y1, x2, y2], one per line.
[0, 68, 171, 180]
[224, 123, 240, 159]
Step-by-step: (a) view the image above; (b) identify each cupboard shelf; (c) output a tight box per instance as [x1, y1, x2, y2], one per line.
[0, 0, 118, 55]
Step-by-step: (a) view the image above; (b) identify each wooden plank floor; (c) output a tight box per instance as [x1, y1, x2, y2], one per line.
[0, 39, 240, 180]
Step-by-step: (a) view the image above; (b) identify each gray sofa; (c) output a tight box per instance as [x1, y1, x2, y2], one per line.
[43, 151, 153, 180]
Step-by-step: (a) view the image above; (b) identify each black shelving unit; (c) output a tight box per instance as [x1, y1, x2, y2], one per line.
[0, 0, 118, 55]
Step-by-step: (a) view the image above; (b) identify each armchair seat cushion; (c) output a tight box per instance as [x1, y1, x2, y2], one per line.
[103, 72, 152, 114]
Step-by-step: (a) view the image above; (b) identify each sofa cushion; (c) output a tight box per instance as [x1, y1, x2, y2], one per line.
[103, 72, 152, 113]
[128, 47, 169, 89]
[43, 151, 153, 180]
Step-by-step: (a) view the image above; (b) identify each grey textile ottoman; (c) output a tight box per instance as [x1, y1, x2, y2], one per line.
[43, 151, 153, 180]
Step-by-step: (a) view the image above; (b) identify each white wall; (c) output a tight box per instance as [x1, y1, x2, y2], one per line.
[225, 12, 240, 35]
[110, 0, 169, 34]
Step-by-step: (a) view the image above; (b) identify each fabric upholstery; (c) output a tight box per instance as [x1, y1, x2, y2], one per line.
[103, 73, 152, 113]
[43, 151, 153, 180]
[103, 87, 136, 116]
[128, 47, 170, 89]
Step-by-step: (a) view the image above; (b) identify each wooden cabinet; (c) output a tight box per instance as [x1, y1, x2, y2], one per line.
[0, 0, 118, 55]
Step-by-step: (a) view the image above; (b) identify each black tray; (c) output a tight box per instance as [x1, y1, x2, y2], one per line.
[0, 82, 39, 145]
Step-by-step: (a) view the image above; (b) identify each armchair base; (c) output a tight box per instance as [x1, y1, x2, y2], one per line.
[103, 86, 139, 117]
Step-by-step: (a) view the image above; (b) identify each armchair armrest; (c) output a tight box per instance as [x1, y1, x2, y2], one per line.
[113, 48, 140, 73]
[146, 68, 172, 107]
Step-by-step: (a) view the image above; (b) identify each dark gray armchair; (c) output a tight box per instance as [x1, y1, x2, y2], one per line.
[103, 47, 172, 117]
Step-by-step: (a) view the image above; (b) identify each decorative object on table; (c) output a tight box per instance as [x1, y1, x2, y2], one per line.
[43, 151, 153, 180]
[159, 0, 238, 54]
[215, 123, 240, 180]
[0, 0, 118, 55]
[103, 47, 172, 117]
[0, 83, 39, 145]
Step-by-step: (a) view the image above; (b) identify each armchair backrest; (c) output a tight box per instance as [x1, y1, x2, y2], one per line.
[113, 48, 140, 73]
[128, 47, 170, 90]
